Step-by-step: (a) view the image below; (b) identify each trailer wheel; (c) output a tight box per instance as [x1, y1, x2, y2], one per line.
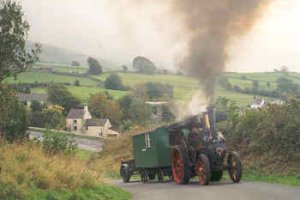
[211, 170, 223, 181]
[171, 146, 190, 184]
[195, 154, 211, 185]
[228, 152, 242, 183]
[120, 166, 131, 183]
[141, 170, 149, 183]
[157, 169, 164, 182]
[148, 172, 156, 180]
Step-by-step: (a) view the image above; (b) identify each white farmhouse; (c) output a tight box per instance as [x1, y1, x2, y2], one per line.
[85, 118, 119, 138]
[66, 106, 92, 132]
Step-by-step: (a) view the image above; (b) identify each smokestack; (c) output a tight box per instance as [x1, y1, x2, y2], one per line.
[171, 0, 270, 99]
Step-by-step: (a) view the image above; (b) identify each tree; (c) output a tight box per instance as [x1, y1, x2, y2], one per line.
[0, 1, 40, 142]
[88, 92, 123, 126]
[122, 65, 128, 72]
[71, 61, 80, 67]
[30, 100, 43, 112]
[104, 73, 127, 91]
[118, 95, 152, 125]
[0, 86, 28, 142]
[132, 56, 156, 74]
[43, 104, 65, 129]
[276, 77, 299, 96]
[133, 82, 173, 101]
[87, 57, 102, 75]
[74, 79, 80, 86]
[252, 80, 259, 88]
[0, 0, 41, 82]
[47, 83, 81, 114]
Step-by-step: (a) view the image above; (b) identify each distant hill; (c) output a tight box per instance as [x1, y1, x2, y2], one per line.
[26, 41, 118, 70]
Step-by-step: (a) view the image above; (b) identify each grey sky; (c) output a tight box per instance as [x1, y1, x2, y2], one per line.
[20, 0, 300, 72]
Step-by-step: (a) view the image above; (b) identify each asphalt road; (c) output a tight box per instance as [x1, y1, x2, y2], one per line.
[118, 180, 300, 200]
[29, 131, 103, 152]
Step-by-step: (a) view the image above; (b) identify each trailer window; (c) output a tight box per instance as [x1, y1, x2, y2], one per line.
[145, 133, 151, 148]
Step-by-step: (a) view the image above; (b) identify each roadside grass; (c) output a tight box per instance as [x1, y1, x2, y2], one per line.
[220, 172, 300, 187]
[27, 185, 131, 200]
[241, 173, 300, 187]
[0, 140, 131, 200]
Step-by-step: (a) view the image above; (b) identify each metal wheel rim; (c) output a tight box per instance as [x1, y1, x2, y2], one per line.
[196, 158, 206, 185]
[172, 148, 184, 183]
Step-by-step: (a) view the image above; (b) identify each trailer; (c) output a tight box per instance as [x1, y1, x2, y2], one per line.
[120, 106, 242, 185]
[120, 127, 173, 183]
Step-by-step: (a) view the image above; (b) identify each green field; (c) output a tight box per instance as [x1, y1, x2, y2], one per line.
[6, 69, 300, 106]
[4, 72, 97, 86]
[225, 72, 300, 91]
[94, 72, 199, 101]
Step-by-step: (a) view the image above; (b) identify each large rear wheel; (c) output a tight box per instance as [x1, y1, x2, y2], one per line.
[171, 146, 190, 184]
[195, 154, 211, 185]
[228, 152, 242, 183]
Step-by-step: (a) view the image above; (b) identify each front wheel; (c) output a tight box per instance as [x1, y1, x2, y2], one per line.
[195, 154, 211, 185]
[228, 152, 242, 183]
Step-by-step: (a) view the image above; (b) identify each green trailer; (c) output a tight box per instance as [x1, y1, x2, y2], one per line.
[120, 127, 173, 183]
[120, 106, 242, 185]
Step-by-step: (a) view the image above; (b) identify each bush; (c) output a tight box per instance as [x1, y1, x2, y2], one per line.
[133, 82, 173, 101]
[0, 86, 28, 142]
[42, 130, 77, 155]
[224, 100, 300, 174]
[74, 80, 80, 86]
[0, 182, 25, 200]
[104, 73, 127, 91]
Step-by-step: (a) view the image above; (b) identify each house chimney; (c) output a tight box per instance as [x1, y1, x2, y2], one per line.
[84, 105, 88, 113]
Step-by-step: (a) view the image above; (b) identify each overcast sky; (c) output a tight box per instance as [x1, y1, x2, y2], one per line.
[20, 0, 300, 72]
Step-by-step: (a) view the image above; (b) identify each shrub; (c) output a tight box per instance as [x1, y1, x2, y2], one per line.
[0, 86, 28, 142]
[224, 99, 300, 174]
[42, 130, 77, 155]
[104, 73, 127, 91]
[133, 82, 173, 101]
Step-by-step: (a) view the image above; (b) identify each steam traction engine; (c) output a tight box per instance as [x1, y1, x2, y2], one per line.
[120, 106, 242, 185]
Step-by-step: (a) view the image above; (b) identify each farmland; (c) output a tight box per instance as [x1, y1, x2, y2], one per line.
[4, 64, 300, 107]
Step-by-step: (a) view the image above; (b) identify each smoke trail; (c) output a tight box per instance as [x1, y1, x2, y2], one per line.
[171, 0, 270, 98]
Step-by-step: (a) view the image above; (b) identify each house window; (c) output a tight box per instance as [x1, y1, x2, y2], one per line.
[145, 133, 151, 148]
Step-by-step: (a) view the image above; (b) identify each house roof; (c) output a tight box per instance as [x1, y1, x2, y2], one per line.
[18, 93, 48, 102]
[67, 108, 85, 119]
[86, 119, 108, 127]
[251, 98, 264, 105]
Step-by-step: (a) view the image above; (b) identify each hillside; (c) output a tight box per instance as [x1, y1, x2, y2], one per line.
[26, 41, 118, 70]
[4, 67, 300, 106]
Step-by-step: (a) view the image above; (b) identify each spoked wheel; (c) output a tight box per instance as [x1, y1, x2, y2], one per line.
[148, 173, 156, 180]
[171, 146, 190, 184]
[228, 152, 242, 183]
[195, 154, 211, 185]
[157, 169, 164, 182]
[120, 166, 131, 183]
[141, 170, 149, 183]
